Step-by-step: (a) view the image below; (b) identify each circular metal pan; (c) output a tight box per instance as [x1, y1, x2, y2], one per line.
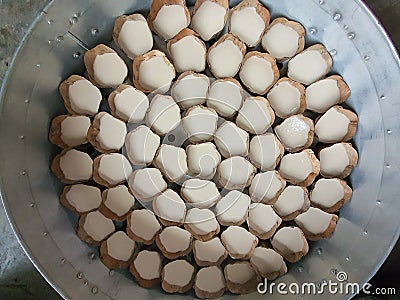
[0, 0, 399, 299]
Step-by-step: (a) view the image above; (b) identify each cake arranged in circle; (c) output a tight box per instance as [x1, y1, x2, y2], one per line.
[51, 0, 359, 298]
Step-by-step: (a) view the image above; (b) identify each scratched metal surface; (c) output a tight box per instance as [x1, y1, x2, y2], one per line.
[0, 1, 399, 299]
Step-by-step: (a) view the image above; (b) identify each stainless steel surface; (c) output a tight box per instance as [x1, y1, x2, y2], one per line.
[0, 0, 400, 299]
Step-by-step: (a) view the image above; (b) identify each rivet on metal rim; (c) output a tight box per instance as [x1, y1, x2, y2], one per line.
[77, 272, 84, 279]
[347, 32, 356, 40]
[69, 16, 78, 25]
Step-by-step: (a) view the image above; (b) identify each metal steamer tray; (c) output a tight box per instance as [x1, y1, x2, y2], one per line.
[0, 0, 399, 299]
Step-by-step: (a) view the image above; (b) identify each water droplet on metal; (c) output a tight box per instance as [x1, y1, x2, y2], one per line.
[56, 36, 64, 43]
[36, 63, 41, 68]
[70, 16, 78, 25]
[363, 230, 368, 235]
[387, 129, 392, 134]
[83, 281, 89, 286]
[364, 55, 370, 61]
[25, 99, 30, 103]
[380, 95, 386, 100]
[91, 28, 99, 37]
[77, 272, 84, 279]
[333, 13, 342, 21]
[309, 27, 317, 35]
[386, 164, 391, 169]
[345, 256, 350, 261]
[347, 32, 355, 40]
[344, 25, 349, 30]
[319, 0, 325, 4]
[377, 199, 382, 205]
[92, 286, 98, 294]
[331, 268, 338, 275]
[47, 19, 54, 25]
[73, 52, 81, 59]
[61, 258, 66, 264]
[19, 135, 25, 140]
[298, 266, 304, 273]
[89, 252, 96, 260]
[21, 170, 26, 175]
[30, 203, 35, 207]
[109, 270, 115, 277]
[316, 248, 323, 255]
[329, 49, 337, 56]
[43, 232, 48, 236]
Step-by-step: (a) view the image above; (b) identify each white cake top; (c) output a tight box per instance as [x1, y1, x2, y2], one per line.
[218, 156, 255, 190]
[247, 203, 280, 234]
[186, 142, 221, 180]
[106, 231, 135, 261]
[104, 185, 135, 217]
[68, 79, 102, 115]
[128, 168, 167, 201]
[60, 116, 90, 147]
[267, 80, 302, 118]
[153, 189, 186, 223]
[171, 73, 210, 109]
[208, 39, 244, 78]
[250, 247, 285, 275]
[155, 144, 188, 182]
[306, 78, 341, 113]
[194, 237, 227, 264]
[272, 226, 305, 253]
[152, 5, 189, 40]
[134, 250, 162, 280]
[182, 179, 220, 209]
[236, 97, 274, 134]
[129, 209, 161, 241]
[288, 50, 329, 85]
[138, 55, 175, 93]
[249, 171, 285, 203]
[83, 211, 115, 242]
[239, 55, 275, 94]
[170, 35, 206, 73]
[249, 134, 282, 171]
[146, 95, 181, 136]
[207, 79, 243, 118]
[295, 207, 333, 235]
[274, 186, 307, 217]
[125, 125, 160, 165]
[195, 266, 225, 293]
[320, 143, 350, 177]
[93, 53, 128, 87]
[66, 184, 101, 213]
[60, 149, 93, 181]
[182, 106, 218, 143]
[315, 107, 350, 143]
[118, 16, 153, 59]
[163, 260, 195, 287]
[215, 190, 250, 225]
[279, 151, 313, 183]
[98, 153, 132, 186]
[225, 262, 256, 284]
[221, 226, 257, 257]
[214, 121, 249, 158]
[113, 86, 149, 123]
[191, 1, 227, 41]
[230, 7, 265, 46]
[96, 113, 127, 151]
[185, 208, 219, 236]
[159, 226, 192, 253]
[275, 115, 311, 150]
[262, 22, 301, 59]
[310, 178, 345, 208]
